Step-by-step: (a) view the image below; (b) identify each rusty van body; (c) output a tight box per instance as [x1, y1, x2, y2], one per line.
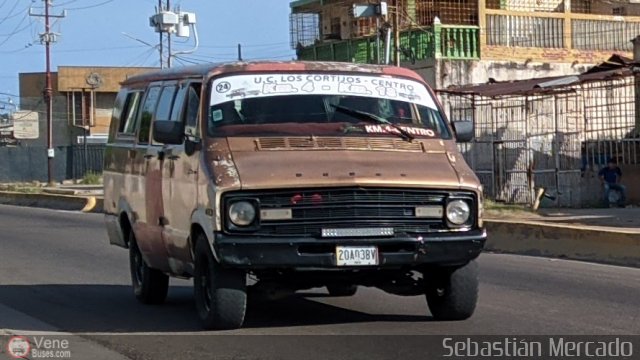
[103, 61, 486, 329]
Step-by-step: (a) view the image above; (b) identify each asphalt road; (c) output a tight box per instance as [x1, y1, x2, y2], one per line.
[0, 204, 638, 359]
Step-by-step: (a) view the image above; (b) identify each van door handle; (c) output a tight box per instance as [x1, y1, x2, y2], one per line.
[168, 155, 180, 160]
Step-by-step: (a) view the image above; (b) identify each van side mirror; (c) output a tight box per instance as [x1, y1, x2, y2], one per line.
[452, 121, 474, 143]
[153, 120, 184, 145]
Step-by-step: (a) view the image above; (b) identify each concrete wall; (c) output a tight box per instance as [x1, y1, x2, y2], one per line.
[406, 58, 592, 90]
[0, 146, 69, 182]
[18, 95, 83, 149]
[406, 59, 437, 88]
[588, 0, 640, 16]
[321, 2, 353, 40]
[434, 59, 591, 89]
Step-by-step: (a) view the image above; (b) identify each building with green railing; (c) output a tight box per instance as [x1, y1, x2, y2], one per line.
[290, 0, 640, 89]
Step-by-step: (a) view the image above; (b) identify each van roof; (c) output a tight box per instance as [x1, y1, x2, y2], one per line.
[121, 61, 426, 85]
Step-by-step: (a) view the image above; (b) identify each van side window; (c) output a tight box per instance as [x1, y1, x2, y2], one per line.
[184, 84, 201, 137]
[169, 85, 188, 122]
[138, 86, 161, 144]
[118, 91, 142, 135]
[155, 85, 177, 122]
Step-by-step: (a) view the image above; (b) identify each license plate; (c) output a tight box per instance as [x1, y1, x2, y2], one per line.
[335, 246, 379, 266]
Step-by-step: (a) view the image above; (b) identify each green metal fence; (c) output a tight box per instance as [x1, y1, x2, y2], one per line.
[296, 25, 480, 63]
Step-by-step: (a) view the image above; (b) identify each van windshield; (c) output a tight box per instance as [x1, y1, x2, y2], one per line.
[207, 73, 451, 140]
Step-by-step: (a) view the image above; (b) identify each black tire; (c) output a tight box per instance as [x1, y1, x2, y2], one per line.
[425, 260, 478, 320]
[193, 235, 247, 330]
[326, 284, 358, 297]
[129, 231, 169, 305]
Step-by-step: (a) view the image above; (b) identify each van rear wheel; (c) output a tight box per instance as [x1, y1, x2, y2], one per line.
[193, 235, 247, 330]
[425, 260, 478, 320]
[129, 232, 169, 304]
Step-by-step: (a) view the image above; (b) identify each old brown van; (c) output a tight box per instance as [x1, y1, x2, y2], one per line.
[104, 61, 486, 329]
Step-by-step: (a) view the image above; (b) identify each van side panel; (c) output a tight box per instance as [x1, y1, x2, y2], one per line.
[104, 89, 132, 247]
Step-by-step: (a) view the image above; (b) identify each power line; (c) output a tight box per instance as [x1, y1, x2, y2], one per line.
[51, 0, 79, 7]
[172, 55, 202, 65]
[0, 1, 25, 26]
[0, 13, 31, 47]
[66, 0, 115, 11]
[199, 41, 291, 49]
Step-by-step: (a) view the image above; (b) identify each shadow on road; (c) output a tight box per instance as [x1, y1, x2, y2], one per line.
[0, 284, 429, 333]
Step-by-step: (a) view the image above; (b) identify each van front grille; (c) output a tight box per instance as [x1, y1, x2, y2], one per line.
[222, 187, 476, 237]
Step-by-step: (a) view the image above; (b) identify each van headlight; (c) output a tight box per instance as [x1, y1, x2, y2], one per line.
[229, 201, 257, 226]
[446, 200, 470, 226]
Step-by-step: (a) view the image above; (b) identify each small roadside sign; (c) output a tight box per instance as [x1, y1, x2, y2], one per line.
[12, 111, 39, 139]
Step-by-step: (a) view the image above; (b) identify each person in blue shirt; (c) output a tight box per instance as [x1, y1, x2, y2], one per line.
[598, 158, 626, 206]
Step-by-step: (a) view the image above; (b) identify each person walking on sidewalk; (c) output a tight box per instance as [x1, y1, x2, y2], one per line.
[598, 158, 627, 207]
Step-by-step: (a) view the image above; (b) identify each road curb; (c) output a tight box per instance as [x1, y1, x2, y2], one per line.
[0, 191, 103, 213]
[485, 219, 640, 267]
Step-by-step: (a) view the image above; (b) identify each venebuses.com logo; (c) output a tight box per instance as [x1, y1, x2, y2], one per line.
[6, 336, 30, 359]
[4, 335, 71, 359]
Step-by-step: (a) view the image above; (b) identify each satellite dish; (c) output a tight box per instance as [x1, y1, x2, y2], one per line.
[86, 72, 103, 88]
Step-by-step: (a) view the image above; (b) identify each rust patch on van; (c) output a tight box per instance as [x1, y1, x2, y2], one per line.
[206, 138, 241, 188]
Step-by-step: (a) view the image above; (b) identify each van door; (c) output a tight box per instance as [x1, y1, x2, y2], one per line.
[161, 81, 202, 273]
[105, 89, 142, 247]
[132, 83, 174, 272]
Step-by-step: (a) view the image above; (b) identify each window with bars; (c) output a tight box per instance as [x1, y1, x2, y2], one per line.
[352, 17, 376, 37]
[67, 90, 94, 128]
[350, 0, 409, 38]
[290, 12, 321, 49]
[415, 0, 479, 26]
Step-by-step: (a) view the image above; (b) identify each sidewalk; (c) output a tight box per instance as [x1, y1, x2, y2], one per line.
[485, 207, 640, 267]
[486, 206, 640, 232]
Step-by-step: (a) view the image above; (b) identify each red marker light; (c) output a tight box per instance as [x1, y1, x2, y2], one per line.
[311, 193, 323, 205]
[291, 194, 303, 205]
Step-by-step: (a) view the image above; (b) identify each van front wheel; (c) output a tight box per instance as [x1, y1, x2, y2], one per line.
[193, 235, 247, 330]
[129, 232, 169, 304]
[425, 260, 478, 320]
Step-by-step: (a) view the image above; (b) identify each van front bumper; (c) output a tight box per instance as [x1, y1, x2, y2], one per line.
[214, 230, 486, 269]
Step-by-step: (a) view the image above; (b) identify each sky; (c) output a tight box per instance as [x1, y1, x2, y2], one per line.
[0, 0, 296, 107]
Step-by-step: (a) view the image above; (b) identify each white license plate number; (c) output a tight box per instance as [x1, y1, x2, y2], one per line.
[335, 246, 379, 266]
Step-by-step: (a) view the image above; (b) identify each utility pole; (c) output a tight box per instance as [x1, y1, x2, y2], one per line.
[30, 1, 66, 186]
[166, 0, 171, 68]
[393, 0, 400, 66]
[158, 0, 164, 68]
[153, 0, 174, 68]
[150, 3, 198, 68]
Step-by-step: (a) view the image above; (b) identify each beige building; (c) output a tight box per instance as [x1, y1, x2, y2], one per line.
[19, 66, 156, 146]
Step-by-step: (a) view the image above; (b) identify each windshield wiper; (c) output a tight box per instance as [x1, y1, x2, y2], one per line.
[331, 104, 415, 142]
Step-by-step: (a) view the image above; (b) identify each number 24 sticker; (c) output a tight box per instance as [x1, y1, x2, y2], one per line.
[216, 82, 231, 93]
